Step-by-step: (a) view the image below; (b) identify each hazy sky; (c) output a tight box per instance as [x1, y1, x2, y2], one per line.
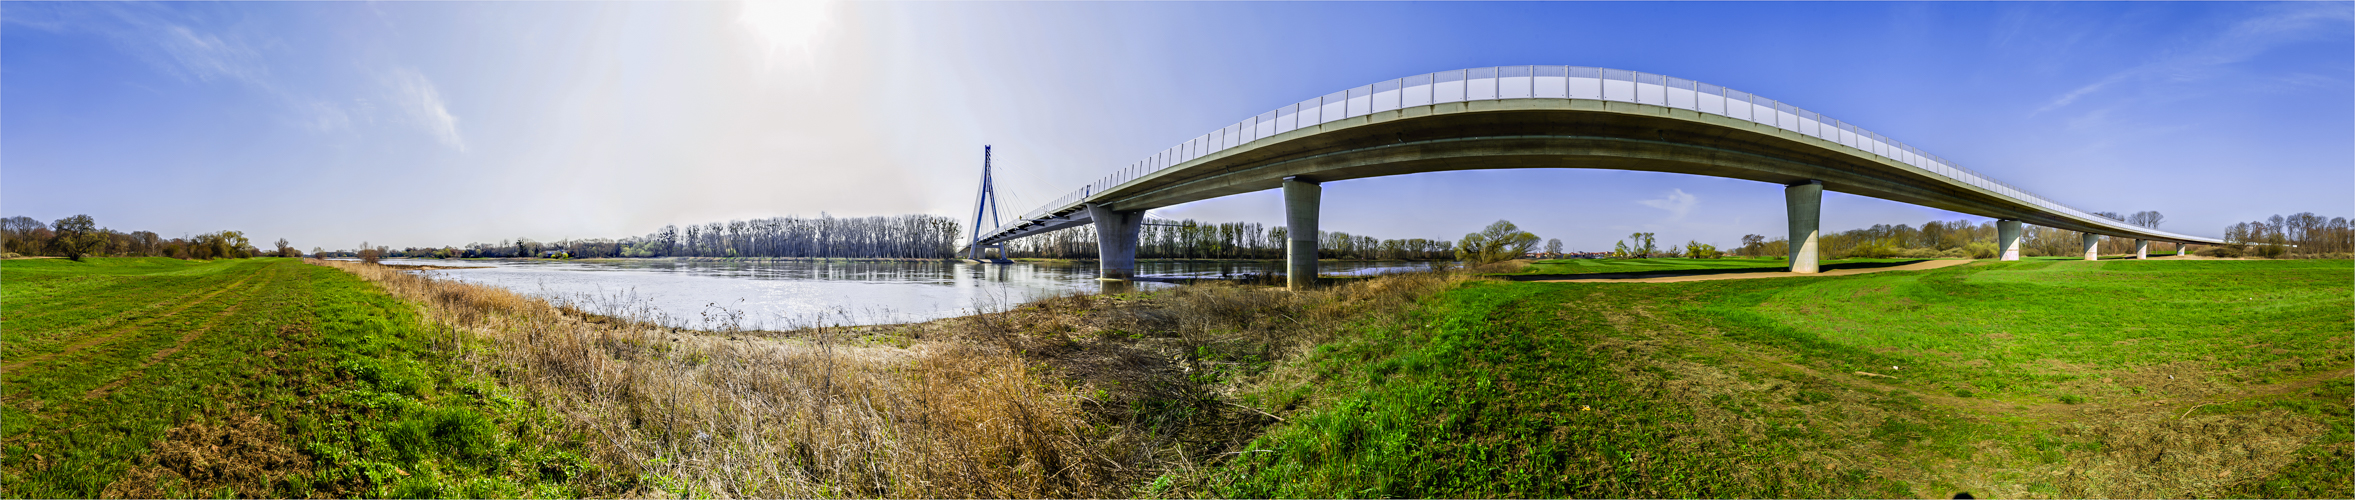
[6, 2, 2349, 252]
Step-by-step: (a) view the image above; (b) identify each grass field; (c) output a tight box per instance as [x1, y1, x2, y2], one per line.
[9, 256, 2342, 498]
[1, 258, 595, 498]
[1506, 256, 1943, 277]
[1169, 259, 2351, 497]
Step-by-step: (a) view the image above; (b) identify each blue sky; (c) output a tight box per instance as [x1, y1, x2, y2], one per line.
[5, 2, 2349, 252]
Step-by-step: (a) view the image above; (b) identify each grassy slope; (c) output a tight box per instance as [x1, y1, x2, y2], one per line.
[1181, 259, 2350, 498]
[1507, 257, 1933, 276]
[1, 258, 593, 498]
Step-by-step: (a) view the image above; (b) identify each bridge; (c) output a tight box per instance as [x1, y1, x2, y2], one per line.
[963, 65, 2225, 289]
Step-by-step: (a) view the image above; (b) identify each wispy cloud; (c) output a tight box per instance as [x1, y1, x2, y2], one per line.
[4, 3, 272, 87]
[151, 23, 268, 86]
[387, 68, 466, 151]
[2034, 4, 2353, 115]
[1638, 189, 1699, 220]
[3, 3, 370, 134]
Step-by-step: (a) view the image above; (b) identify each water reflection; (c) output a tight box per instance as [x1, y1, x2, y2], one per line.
[378, 258, 1432, 329]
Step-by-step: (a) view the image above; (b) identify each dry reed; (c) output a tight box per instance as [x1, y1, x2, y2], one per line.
[310, 259, 1480, 498]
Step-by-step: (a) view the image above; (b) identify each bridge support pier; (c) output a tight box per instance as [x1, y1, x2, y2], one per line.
[1997, 220, 2023, 261]
[2081, 233, 2101, 261]
[1088, 203, 1143, 281]
[1285, 177, 1321, 290]
[2179, 243, 2189, 256]
[2135, 239, 2149, 259]
[1786, 180, 1822, 273]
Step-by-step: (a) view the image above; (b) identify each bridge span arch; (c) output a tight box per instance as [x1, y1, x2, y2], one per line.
[965, 66, 2223, 287]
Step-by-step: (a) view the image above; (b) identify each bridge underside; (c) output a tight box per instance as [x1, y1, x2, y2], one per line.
[971, 99, 2215, 284]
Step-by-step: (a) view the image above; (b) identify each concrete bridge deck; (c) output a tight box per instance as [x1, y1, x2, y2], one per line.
[962, 66, 2223, 287]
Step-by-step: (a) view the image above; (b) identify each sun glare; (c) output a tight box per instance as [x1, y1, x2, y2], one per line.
[736, 0, 837, 72]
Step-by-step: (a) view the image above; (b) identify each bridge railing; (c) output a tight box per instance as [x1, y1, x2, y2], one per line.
[985, 66, 2207, 243]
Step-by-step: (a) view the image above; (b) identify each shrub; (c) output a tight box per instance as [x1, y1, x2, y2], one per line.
[1964, 241, 1998, 259]
[1683, 240, 1723, 259]
[2199, 246, 2243, 258]
[1895, 247, 1943, 259]
[1841, 238, 1903, 259]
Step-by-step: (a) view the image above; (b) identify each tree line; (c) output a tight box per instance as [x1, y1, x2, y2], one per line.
[2219, 212, 2351, 258]
[1712, 210, 2355, 260]
[381, 214, 965, 260]
[1728, 213, 2186, 260]
[1, 214, 283, 261]
[999, 218, 1460, 261]
[331, 209, 2353, 264]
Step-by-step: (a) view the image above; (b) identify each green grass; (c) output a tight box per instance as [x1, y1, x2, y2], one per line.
[1505, 256, 1936, 277]
[2, 258, 596, 498]
[1177, 259, 2351, 498]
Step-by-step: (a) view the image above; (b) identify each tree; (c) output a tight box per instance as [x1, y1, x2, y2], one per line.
[2129, 211, 2165, 229]
[273, 238, 297, 257]
[1455, 220, 1542, 264]
[1544, 238, 1564, 258]
[358, 241, 384, 264]
[1684, 240, 1722, 259]
[211, 230, 250, 259]
[1612, 232, 1657, 258]
[1737, 234, 1767, 257]
[51, 214, 101, 261]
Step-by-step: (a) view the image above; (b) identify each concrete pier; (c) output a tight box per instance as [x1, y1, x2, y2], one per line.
[1087, 203, 1143, 280]
[1786, 180, 1823, 273]
[2081, 233, 2101, 261]
[2180, 244, 2189, 256]
[1284, 177, 1321, 290]
[1998, 219, 2023, 261]
[2135, 239, 2149, 259]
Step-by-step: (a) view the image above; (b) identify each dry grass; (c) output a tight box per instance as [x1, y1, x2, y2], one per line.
[101, 410, 310, 498]
[310, 259, 1480, 497]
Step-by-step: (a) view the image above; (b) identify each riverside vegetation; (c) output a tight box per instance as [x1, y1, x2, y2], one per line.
[3, 255, 2345, 497]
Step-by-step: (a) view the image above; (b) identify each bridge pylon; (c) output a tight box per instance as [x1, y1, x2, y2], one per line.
[966, 146, 1009, 263]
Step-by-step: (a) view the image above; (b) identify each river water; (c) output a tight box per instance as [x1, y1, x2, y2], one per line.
[379, 258, 1437, 329]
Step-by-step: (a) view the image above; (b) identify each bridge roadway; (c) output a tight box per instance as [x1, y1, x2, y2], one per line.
[964, 66, 2225, 288]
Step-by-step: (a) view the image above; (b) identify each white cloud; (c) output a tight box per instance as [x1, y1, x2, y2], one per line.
[1638, 189, 1699, 220]
[387, 67, 466, 151]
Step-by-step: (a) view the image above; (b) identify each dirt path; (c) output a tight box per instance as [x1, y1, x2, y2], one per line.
[1525, 258, 1980, 283]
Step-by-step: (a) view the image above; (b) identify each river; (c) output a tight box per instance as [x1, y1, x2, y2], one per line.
[377, 258, 1438, 329]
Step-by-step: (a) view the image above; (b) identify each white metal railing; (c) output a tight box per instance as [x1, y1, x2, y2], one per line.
[980, 66, 2210, 243]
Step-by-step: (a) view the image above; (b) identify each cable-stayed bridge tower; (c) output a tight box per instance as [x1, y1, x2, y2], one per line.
[966, 146, 1007, 262]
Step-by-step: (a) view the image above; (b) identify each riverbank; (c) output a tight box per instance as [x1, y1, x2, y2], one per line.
[312, 257, 1473, 497]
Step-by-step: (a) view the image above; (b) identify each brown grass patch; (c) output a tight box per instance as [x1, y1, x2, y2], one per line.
[101, 410, 310, 498]
[2050, 410, 2325, 497]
